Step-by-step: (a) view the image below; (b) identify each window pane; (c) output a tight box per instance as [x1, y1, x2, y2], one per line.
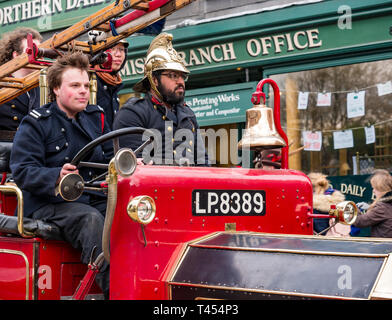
[268, 60, 392, 175]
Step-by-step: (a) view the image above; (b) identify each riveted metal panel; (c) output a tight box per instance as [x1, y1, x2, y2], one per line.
[169, 233, 392, 300]
[170, 284, 315, 300]
[195, 233, 392, 255]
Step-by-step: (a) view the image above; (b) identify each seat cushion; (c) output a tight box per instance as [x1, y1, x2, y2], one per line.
[0, 142, 12, 173]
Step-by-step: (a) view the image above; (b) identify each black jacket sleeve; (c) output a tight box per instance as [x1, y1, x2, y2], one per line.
[10, 116, 61, 197]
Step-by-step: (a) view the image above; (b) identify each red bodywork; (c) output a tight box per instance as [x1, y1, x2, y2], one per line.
[0, 237, 101, 300]
[110, 166, 313, 299]
[0, 78, 314, 299]
[0, 166, 313, 300]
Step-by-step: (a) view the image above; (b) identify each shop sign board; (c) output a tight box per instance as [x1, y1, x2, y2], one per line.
[184, 82, 257, 127]
[0, 0, 111, 33]
[328, 174, 374, 204]
[1, 0, 391, 87]
[327, 173, 380, 237]
[121, 14, 392, 83]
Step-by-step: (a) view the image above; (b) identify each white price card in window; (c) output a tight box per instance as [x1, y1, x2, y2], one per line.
[302, 130, 322, 151]
[297, 92, 309, 110]
[333, 130, 353, 149]
[316, 92, 331, 106]
[364, 125, 375, 144]
[377, 81, 392, 96]
[347, 91, 365, 118]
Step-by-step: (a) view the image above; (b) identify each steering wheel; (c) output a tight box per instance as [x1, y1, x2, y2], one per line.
[71, 127, 153, 167]
[59, 127, 154, 200]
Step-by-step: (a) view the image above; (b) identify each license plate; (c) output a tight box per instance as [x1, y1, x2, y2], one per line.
[192, 189, 266, 216]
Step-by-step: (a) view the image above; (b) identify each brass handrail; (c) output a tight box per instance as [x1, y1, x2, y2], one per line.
[0, 184, 34, 238]
[102, 160, 118, 262]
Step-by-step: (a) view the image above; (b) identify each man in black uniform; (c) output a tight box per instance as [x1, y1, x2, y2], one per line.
[10, 52, 112, 299]
[113, 33, 209, 166]
[0, 27, 42, 135]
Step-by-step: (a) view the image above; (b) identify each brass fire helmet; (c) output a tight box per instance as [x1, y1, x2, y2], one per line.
[132, 33, 189, 100]
[238, 102, 287, 151]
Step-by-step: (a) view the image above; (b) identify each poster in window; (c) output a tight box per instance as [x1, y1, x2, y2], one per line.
[377, 81, 392, 96]
[333, 130, 354, 149]
[316, 92, 331, 106]
[302, 130, 322, 151]
[347, 91, 365, 118]
[297, 92, 309, 110]
[364, 125, 375, 144]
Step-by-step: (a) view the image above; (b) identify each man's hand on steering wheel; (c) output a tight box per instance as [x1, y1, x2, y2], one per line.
[57, 163, 79, 185]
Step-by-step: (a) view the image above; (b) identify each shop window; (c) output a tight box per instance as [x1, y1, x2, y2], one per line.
[201, 123, 243, 167]
[268, 59, 392, 176]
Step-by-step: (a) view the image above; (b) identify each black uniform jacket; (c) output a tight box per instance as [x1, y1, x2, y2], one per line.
[10, 102, 113, 218]
[0, 87, 40, 131]
[113, 93, 209, 166]
[96, 76, 123, 130]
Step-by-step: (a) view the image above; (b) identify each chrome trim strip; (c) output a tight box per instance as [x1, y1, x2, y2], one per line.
[168, 281, 365, 301]
[189, 231, 392, 257]
[189, 243, 390, 258]
[32, 241, 40, 300]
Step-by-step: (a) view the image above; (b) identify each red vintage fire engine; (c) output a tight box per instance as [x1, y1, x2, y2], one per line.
[1, 0, 392, 301]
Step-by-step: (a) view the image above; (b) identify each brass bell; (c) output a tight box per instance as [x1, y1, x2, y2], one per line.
[238, 103, 287, 151]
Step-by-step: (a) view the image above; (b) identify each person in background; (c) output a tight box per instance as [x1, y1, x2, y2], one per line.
[95, 40, 128, 130]
[0, 27, 42, 134]
[95, 19, 166, 130]
[353, 169, 392, 238]
[309, 172, 350, 236]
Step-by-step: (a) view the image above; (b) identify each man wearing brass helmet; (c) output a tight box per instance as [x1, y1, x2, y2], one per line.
[113, 33, 209, 166]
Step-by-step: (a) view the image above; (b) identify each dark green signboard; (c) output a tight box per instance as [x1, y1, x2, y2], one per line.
[327, 174, 381, 237]
[1, 0, 391, 88]
[328, 174, 374, 204]
[184, 82, 257, 126]
[121, 13, 392, 84]
[0, 0, 112, 33]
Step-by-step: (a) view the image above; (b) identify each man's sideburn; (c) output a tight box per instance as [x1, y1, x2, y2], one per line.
[156, 77, 185, 106]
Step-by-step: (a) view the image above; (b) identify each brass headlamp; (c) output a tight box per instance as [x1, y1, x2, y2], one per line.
[127, 196, 156, 225]
[329, 201, 359, 225]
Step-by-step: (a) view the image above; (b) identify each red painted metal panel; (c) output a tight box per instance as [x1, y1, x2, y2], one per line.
[0, 237, 101, 300]
[36, 240, 102, 299]
[110, 166, 313, 299]
[0, 238, 35, 300]
[0, 192, 17, 216]
[36, 240, 81, 300]
[0, 250, 30, 299]
[60, 263, 102, 298]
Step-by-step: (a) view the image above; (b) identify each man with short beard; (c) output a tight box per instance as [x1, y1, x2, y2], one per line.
[113, 33, 209, 166]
